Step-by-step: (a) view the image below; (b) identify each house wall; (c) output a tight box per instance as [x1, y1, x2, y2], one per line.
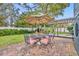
[54, 18, 74, 34]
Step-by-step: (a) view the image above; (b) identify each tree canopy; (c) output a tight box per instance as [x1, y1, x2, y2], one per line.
[0, 15, 6, 26]
[28, 3, 69, 17]
[0, 3, 70, 27]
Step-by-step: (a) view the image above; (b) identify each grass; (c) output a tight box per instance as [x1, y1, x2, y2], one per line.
[0, 34, 24, 48]
[57, 32, 70, 34]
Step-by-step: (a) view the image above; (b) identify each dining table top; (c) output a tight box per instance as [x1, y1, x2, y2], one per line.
[26, 34, 54, 39]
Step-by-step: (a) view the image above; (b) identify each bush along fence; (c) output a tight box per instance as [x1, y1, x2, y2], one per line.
[0, 29, 34, 36]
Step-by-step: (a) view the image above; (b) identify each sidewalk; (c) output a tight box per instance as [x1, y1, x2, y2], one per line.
[55, 34, 73, 39]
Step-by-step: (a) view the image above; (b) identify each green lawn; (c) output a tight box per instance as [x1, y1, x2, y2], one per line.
[0, 34, 24, 47]
[55, 32, 70, 34]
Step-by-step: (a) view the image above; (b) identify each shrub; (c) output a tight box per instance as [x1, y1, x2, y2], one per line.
[67, 24, 74, 35]
[14, 19, 27, 27]
[0, 29, 34, 36]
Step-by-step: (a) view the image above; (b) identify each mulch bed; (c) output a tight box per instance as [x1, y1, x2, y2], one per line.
[20, 43, 55, 56]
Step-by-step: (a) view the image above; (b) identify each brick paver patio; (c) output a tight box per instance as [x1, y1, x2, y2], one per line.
[0, 37, 78, 56]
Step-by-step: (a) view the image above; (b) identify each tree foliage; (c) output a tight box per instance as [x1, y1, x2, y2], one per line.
[0, 15, 6, 26]
[18, 3, 69, 17]
[0, 3, 70, 27]
[34, 3, 69, 17]
[67, 24, 74, 34]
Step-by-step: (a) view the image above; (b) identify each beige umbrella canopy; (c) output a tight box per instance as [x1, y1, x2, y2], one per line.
[24, 15, 53, 25]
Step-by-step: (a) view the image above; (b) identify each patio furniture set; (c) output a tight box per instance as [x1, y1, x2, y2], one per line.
[24, 34, 54, 46]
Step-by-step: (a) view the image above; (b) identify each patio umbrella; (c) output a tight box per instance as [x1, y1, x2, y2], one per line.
[24, 15, 55, 33]
[25, 15, 53, 25]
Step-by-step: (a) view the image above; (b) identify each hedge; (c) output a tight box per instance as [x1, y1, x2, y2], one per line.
[0, 29, 34, 36]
